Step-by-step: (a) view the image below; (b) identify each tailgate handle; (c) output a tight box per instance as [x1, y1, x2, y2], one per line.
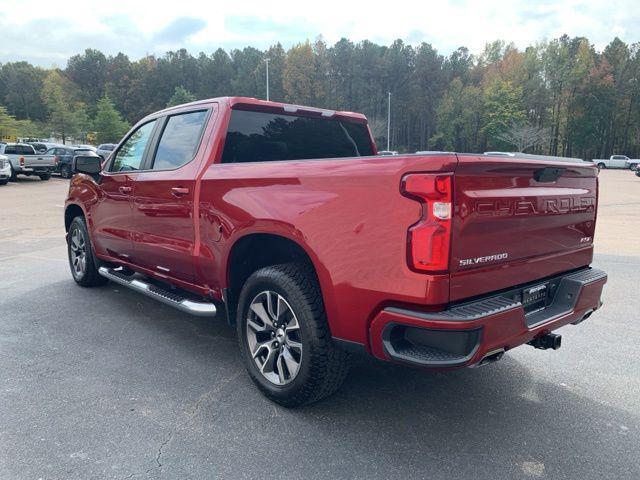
[534, 167, 565, 183]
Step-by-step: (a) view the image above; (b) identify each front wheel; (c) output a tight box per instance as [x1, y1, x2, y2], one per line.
[597, 163, 606, 169]
[67, 216, 108, 287]
[237, 263, 349, 407]
[60, 165, 72, 179]
[0, 179, 7, 186]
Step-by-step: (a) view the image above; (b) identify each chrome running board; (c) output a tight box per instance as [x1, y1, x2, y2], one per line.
[98, 267, 217, 317]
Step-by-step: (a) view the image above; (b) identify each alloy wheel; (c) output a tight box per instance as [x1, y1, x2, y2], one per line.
[245, 290, 303, 385]
[69, 228, 87, 278]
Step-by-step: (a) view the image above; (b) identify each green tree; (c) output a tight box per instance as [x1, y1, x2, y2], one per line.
[482, 79, 525, 147]
[94, 96, 130, 144]
[0, 105, 19, 138]
[434, 78, 483, 151]
[42, 70, 80, 144]
[283, 42, 322, 105]
[230, 47, 263, 97]
[166, 85, 196, 107]
[0, 62, 48, 121]
[73, 104, 93, 143]
[66, 49, 108, 106]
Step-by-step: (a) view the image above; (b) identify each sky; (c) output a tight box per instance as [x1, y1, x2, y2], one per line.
[0, 0, 637, 66]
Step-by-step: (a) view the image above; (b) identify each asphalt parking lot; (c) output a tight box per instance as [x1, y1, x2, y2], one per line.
[1, 170, 639, 479]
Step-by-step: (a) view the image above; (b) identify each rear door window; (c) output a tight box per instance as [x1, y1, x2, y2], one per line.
[220, 109, 373, 163]
[151, 110, 208, 170]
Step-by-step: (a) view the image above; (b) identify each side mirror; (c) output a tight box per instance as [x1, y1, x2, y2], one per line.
[72, 155, 102, 175]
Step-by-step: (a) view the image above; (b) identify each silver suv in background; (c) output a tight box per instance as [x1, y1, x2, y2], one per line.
[96, 143, 116, 160]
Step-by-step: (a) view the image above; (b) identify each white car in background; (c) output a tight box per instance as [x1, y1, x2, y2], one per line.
[0, 154, 10, 185]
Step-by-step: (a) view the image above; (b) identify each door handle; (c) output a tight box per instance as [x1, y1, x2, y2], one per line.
[171, 187, 190, 197]
[118, 186, 132, 194]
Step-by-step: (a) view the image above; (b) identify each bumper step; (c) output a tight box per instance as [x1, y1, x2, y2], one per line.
[98, 267, 217, 317]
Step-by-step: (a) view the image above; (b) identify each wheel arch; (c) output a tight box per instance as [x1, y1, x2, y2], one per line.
[225, 232, 326, 325]
[64, 203, 86, 232]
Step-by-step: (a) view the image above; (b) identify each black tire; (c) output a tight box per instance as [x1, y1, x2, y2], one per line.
[67, 216, 108, 287]
[9, 165, 17, 181]
[597, 163, 606, 169]
[0, 179, 7, 186]
[60, 165, 72, 179]
[236, 263, 349, 407]
[39, 173, 51, 181]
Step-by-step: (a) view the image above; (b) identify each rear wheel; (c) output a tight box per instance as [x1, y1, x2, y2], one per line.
[60, 165, 72, 179]
[0, 179, 7, 186]
[67, 216, 107, 287]
[39, 173, 51, 181]
[597, 163, 606, 169]
[9, 165, 17, 181]
[237, 263, 349, 407]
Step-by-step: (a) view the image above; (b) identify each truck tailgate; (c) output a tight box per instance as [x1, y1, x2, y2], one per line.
[450, 154, 598, 301]
[23, 155, 55, 168]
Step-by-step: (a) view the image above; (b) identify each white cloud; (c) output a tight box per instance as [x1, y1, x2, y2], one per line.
[0, 0, 637, 65]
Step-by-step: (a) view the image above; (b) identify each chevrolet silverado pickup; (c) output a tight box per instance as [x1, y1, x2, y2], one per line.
[64, 97, 607, 406]
[0, 143, 56, 180]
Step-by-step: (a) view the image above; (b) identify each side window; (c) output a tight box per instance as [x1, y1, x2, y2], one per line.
[4, 146, 16, 154]
[110, 121, 156, 172]
[152, 110, 208, 170]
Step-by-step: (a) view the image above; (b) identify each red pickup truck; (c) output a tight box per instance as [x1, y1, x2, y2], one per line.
[64, 97, 607, 406]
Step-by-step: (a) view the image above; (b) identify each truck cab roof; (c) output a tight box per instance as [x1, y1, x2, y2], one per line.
[153, 96, 369, 124]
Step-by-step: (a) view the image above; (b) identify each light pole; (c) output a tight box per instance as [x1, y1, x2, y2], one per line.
[265, 58, 270, 101]
[387, 91, 391, 151]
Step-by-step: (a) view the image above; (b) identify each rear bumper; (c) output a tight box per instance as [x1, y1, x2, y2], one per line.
[22, 166, 53, 173]
[369, 267, 607, 368]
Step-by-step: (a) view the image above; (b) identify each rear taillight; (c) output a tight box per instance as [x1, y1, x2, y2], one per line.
[401, 173, 453, 273]
[54, 156, 60, 165]
[19, 156, 25, 167]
